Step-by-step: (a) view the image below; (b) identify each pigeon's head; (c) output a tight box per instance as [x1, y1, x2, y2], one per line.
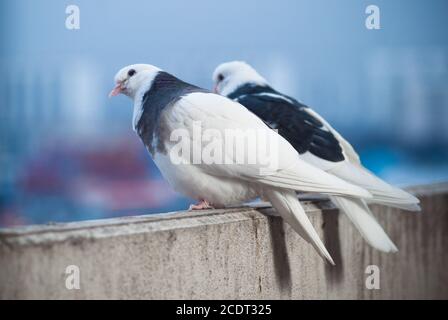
[109, 64, 161, 99]
[212, 61, 268, 96]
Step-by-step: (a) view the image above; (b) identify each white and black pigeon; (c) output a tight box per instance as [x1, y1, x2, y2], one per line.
[109, 64, 374, 265]
[212, 61, 422, 253]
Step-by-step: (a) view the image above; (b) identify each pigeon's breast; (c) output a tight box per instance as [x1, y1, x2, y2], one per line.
[153, 152, 258, 206]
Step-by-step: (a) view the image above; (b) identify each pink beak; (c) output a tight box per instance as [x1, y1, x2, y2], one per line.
[213, 84, 218, 93]
[109, 83, 123, 98]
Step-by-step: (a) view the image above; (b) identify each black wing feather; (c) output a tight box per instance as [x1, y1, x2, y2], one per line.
[236, 92, 345, 162]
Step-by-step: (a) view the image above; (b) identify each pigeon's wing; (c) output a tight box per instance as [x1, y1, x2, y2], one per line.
[174, 92, 371, 199]
[300, 109, 420, 210]
[277, 103, 419, 210]
[302, 107, 361, 165]
[235, 93, 347, 164]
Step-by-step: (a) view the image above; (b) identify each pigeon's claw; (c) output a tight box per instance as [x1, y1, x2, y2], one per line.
[189, 200, 214, 211]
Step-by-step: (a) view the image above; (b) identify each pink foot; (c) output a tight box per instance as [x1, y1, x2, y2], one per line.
[189, 200, 214, 210]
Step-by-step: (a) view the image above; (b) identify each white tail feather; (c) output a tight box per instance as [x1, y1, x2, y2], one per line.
[366, 199, 421, 212]
[330, 196, 398, 253]
[329, 163, 420, 211]
[265, 188, 335, 265]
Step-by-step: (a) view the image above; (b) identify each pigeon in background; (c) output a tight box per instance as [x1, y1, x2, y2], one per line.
[212, 61, 421, 253]
[109, 63, 374, 264]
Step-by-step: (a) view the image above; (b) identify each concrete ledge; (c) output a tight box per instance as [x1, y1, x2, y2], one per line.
[1, 183, 448, 299]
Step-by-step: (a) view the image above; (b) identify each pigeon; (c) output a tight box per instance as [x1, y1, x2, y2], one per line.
[212, 61, 421, 253]
[109, 63, 374, 265]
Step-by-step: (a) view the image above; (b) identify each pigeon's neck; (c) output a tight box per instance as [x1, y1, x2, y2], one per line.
[227, 83, 276, 99]
[132, 72, 160, 130]
[133, 72, 208, 155]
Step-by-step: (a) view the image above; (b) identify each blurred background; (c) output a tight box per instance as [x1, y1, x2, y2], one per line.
[0, 0, 447, 227]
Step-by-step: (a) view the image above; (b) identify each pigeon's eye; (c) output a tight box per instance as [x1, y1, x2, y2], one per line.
[128, 69, 136, 77]
[217, 74, 224, 82]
